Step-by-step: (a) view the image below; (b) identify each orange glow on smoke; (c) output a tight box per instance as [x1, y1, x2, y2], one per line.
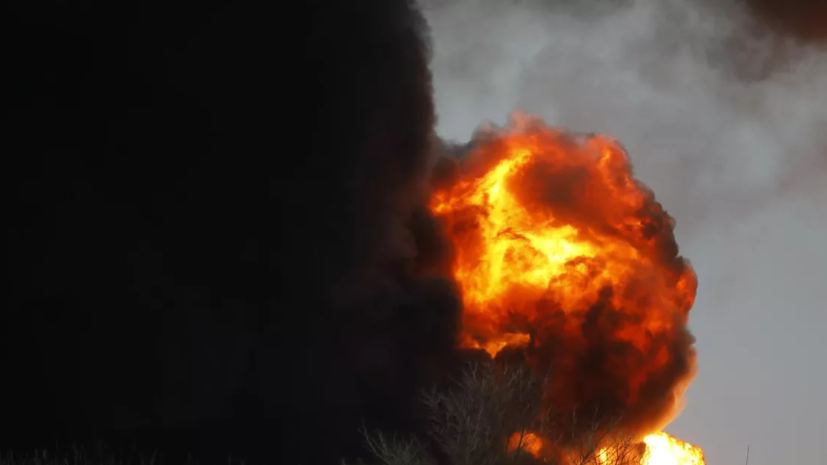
[507, 431, 545, 457]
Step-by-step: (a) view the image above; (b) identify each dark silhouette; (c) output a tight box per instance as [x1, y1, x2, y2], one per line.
[4, 1, 460, 463]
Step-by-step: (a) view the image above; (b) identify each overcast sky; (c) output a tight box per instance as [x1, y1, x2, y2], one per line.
[423, 0, 827, 463]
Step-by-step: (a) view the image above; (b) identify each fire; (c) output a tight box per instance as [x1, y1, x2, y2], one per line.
[430, 114, 695, 362]
[507, 431, 545, 457]
[593, 431, 705, 465]
[641, 432, 705, 465]
[430, 113, 701, 459]
[508, 430, 705, 465]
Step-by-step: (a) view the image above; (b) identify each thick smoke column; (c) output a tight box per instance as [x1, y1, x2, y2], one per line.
[4, 0, 458, 464]
[431, 114, 698, 438]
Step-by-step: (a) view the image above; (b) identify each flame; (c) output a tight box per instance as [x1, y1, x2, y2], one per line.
[430, 114, 695, 362]
[641, 432, 705, 465]
[430, 113, 701, 459]
[508, 430, 705, 465]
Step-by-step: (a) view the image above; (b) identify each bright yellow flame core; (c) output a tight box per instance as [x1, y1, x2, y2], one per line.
[444, 148, 630, 316]
[640, 432, 705, 465]
[510, 430, 705, 465]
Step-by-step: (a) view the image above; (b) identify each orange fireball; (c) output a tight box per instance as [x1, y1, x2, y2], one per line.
[430, 113, 697, 436]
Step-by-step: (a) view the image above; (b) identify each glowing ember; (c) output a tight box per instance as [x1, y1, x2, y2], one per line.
[641, 432, 705, 465]
[507, 431, 545, 457]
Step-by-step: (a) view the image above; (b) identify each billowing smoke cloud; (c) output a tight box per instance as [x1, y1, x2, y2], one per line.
[423, 0, 827, 237]
[4, 1, 460, 464]
[422, 0, 827, 463]
[6, 0, 825, 463]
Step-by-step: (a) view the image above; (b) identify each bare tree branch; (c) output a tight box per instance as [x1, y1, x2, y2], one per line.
[347, 359, 644, 465]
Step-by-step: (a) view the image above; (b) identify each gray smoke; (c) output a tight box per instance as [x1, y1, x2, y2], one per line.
[422, 0, 827, 463]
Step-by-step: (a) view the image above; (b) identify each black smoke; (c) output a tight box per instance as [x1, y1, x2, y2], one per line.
[4, 0, 460, 463]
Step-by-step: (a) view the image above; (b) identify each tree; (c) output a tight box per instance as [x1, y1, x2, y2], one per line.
[346, 360, 644, 465]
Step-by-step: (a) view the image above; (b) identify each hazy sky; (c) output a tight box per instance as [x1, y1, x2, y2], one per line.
[423, 0, 827, 463]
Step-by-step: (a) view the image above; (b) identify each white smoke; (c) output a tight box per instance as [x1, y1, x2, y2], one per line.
[424, 0, 827, 463]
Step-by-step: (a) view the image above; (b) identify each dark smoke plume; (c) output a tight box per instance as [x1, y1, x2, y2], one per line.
[743, 0, 827, 41]
[5, 0, 459, 463]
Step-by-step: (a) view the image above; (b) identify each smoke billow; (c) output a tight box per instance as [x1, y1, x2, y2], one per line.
[6, 0, 825, 463]
[423, 0, 827, 463]
[5, 0, 459, 464]
[423, 0, 827, 236]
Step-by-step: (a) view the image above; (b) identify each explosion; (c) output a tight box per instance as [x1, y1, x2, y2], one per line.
[430, 113, 701, 464]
